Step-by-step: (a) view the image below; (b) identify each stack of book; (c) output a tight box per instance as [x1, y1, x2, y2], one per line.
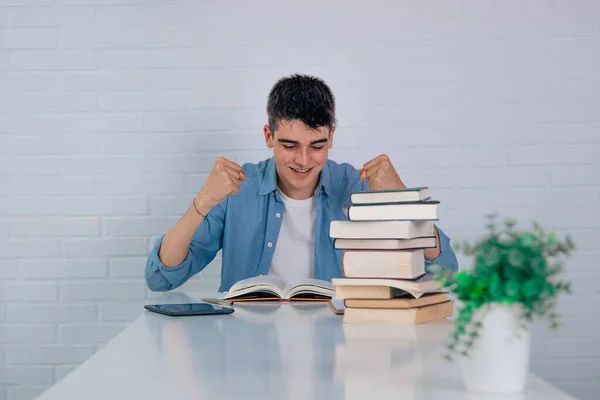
[330, 187, 454, 325]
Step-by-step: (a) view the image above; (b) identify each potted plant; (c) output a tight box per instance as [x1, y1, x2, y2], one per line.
[431, 213, 574, 394]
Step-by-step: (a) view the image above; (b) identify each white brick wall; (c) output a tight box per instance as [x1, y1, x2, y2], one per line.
[0, 1, 599, 399]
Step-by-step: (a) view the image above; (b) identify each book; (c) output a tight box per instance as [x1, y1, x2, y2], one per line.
[343, 300, 454, 325]
[348, 200, 439, 221]
[334, 285, 409, 300]
[332, 275, 442, 299]
[334, 237, 436, 250]
[350, 187, 430, 204]
[218, 275, 334, 302]
[330, 220, 434, 239]
[328, 299, 345, 315]
[342, 249, 425, 279]
[343, 292, 449, 309]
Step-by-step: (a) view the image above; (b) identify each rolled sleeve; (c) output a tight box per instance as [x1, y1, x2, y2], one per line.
[144, 200, 226, 292]
[145, 234, 194, 292]
[425, 225, 459, 273]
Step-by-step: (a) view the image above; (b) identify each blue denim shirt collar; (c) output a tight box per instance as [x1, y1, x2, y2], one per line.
[258, 157, 331, 196]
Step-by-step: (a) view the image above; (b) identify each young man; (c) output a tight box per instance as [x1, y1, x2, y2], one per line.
[145, 74, 458, 292]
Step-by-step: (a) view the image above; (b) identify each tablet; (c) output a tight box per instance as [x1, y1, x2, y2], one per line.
[144, 302, 234, 317]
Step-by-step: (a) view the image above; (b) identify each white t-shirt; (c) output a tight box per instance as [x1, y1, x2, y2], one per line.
[268, 188, 316, 284]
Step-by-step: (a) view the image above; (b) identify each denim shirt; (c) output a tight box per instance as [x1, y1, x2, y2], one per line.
[145, 157, 459, 292]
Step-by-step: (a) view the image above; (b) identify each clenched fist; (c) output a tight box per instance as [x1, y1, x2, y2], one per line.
[194, 157, 246, 215]
[359, 154, 405, 191]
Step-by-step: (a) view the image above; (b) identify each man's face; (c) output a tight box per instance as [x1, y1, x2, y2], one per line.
[264, 119, 334, 200]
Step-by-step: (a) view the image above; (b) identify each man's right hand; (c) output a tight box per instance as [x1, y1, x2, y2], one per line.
[158, 156, 245, 268]
[193, 157, 246, 215]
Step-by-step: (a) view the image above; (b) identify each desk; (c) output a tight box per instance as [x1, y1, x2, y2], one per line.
[35, 293, 576, 400]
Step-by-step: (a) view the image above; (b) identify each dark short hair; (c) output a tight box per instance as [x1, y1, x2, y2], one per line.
[266, 74, 336, 134]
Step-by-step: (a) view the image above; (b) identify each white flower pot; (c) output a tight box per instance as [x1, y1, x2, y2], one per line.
[459, 303, 531, 394]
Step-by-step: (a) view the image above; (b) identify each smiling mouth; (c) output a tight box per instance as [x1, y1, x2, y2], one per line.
[290, 166, 312, 174]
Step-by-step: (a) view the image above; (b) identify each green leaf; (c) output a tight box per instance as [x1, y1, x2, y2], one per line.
[529, 256, 545, 272]
[546, 232, 557, 247]
[505, 280, 521, 299]
[483, 246, 501, 267]
[488, 273, 503, 299]
[522, 280, 539, 300]
[504, 264, 523, 283]
[519, 233, 536, 248]
[454, 272, 472, 286]
[470, 280, 487, 300]
[508, 248, 526, 268]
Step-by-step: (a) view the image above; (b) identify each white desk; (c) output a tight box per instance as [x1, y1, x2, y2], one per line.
[35, 293, 576, 400]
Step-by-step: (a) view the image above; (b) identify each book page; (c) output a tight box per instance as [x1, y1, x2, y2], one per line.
[287, 278, 334, 291]
[228, 275, 287, 292]
[220, 275, 287, 300]
[286, 279, 335, 299]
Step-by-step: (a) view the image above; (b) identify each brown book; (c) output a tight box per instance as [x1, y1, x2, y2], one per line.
[342, 249, 425, 279]
[343, 300, 454, 325]
[344, 292, 449, 309]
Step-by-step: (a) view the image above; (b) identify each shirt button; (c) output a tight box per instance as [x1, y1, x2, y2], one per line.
[276, 213, 281, 218]
[267, 242, 273, 248]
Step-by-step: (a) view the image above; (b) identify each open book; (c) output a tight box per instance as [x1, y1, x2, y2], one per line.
[332, 274, 443, 299]
[218, 275, 335, 302]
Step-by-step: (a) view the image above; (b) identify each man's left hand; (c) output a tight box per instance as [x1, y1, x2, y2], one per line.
[360, 154, 406, 190]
